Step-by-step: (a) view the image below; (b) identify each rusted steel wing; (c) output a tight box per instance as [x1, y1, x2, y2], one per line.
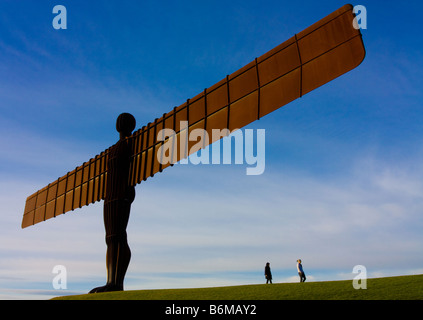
[22, 4, 365, 228]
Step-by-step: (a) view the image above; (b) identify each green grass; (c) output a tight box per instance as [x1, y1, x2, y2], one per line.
[53, 274, 423, 300]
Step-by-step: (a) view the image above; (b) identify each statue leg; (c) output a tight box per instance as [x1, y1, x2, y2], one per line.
[89, 199, 132, 293]
[105, 231, 131, 289]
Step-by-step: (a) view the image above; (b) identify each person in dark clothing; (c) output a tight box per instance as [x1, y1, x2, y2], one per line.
[264, 262, 272, 284]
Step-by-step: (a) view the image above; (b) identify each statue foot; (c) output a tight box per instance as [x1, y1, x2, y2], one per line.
[89, 284, 123, 294]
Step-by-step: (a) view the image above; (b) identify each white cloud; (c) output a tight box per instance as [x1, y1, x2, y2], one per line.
[122, 153, 423, 280]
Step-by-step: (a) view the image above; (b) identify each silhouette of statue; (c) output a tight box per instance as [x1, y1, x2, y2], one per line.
[90, 113, 136, 293]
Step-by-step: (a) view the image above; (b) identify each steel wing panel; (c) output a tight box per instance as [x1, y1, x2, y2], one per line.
[128, 3, 365, 185]
[22, 150, 109, 228]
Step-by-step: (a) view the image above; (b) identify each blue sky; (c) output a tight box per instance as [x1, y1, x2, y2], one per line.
[1, 0, 423, 299]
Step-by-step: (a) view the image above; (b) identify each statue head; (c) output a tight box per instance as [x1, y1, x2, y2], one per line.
[116, 113, 136, 138]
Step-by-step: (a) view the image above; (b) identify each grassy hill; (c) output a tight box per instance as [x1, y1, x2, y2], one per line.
[53, 274, 423, 300]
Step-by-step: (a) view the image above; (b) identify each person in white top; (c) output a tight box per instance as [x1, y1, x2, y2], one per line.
[297, 259, 306, 282]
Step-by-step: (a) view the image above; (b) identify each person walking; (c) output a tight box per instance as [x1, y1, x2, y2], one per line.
[297, 259, 306, 282]
[265, 262, 273, 284]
